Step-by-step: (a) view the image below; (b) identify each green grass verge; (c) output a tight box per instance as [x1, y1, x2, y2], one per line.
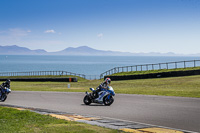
[9, 75, 200, 98]
[110, 67, 200, 76]
[112, 75, 200, 98]
[0, 106, 121, 133]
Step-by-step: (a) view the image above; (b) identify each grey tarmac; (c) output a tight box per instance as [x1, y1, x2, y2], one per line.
[0, 91, 200, 132]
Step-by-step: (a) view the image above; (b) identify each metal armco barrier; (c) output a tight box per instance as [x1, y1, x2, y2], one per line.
[0, 77, 77, 82]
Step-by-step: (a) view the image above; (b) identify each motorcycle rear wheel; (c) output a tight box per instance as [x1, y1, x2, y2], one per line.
[83, 95, 92, 105]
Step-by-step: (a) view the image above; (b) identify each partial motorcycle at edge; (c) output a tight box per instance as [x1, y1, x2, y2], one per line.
[0, 79, 11, 102]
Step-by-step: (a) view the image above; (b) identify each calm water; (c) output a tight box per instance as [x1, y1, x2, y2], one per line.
[0, 55, 199, 76]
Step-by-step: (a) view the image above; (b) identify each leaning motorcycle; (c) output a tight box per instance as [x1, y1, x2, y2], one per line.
[0, 85, 11, 102]
[83, 86, 115, 106]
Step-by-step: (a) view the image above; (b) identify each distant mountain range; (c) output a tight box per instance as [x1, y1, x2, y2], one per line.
[0, 45, 46, 55]
[52, 46, 136, 56]
[0, 45, 199, 56]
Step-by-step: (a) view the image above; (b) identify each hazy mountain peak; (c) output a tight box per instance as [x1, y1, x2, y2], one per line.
[65, 46, 94, 50]
[0, 45, 47, 55]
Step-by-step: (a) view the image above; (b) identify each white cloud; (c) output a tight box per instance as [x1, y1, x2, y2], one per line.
[44, 30, 56, 33]
[0, 28, 31, 45]
[7, 28, 29, 37]
[97, 33, 103, 38]
[0, 28, 30, 38]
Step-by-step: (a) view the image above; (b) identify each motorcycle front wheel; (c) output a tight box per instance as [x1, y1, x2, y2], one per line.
[103, 96, 114, 106]
[83, 95, 92, 105]
[0, 94, 7, 102]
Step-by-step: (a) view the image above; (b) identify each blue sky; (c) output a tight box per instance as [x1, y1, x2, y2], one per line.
[0, 0, 200, 54]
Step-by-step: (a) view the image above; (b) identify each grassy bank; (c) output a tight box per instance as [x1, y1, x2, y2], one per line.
[0, 106, 121, 133]
[9, 75, 200, 98]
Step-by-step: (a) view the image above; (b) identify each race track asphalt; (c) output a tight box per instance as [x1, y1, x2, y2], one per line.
[1, 91, 200, 132]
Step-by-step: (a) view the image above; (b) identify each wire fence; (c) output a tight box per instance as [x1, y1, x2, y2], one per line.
[0, 71, 100, 80]
[85, 75, 100, 80]
[0, 71, 86, 79]
[100, 60, 200, 79]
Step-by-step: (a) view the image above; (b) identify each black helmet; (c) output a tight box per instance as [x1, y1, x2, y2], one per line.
[6, 79, 10, 84]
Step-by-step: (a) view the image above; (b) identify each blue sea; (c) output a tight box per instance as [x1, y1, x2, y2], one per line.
[0, 55, 200, 77]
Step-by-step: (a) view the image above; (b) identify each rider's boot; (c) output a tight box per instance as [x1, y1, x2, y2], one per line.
[92, 90, 99, 99]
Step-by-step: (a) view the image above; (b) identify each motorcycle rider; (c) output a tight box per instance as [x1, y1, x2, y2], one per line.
[92, 78, 111, 98]
[0, 79, 11, 94]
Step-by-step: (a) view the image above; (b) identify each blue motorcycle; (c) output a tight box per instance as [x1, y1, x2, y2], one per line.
[83, 86, 115, 106]
[0, 85, 11, 102]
